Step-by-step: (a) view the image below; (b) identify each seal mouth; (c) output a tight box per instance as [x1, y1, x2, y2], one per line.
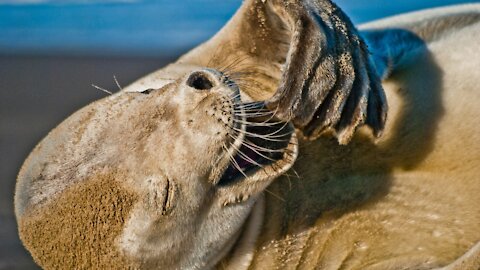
[217, 102, 298, 186]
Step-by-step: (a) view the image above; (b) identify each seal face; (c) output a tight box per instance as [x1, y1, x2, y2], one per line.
[15, 68, 298, 269]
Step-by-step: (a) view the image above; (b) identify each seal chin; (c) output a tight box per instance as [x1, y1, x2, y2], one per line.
[217, 101, 298, 186]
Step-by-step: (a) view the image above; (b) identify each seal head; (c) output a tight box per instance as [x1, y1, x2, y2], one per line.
[15, 68, 298, 269]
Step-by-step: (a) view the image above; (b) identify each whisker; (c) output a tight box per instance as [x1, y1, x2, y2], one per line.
[236, 101, 264, 107]
[232, 122, 293, 138]
[91, 84, 113, 95]
[234, 102, 265, 110]
[230, 126, 292, 142]
[233, 105, 265, 112]
[233, 109, 272, 114]
[233, 107, 271, 112]
[229, 92, 242, 100]
[227, 135, 291, 182]
[206, 45, 223, 68]
[233, 111, 275, 118]
[229, 142, 266, 168]
[290, 168, 301, 179]
[246, 121, 292, 137]
[243, 138, 285, 153]
[233, 110, 272, 115]
[232, 118, 286, 127]
[230, 134, 295, 169]
[228, 134, 278, 162]
[222, 143, 248, 179]
[233, 105, 280, 125]
[239, 105, 280, 124]
[228, 153, 248, 179]
[227, 70, 265, 83]
[285, 172, 293, 191]
[265, 188, 285, 202]
[216, 55, 252, 77]
[240, 143, 278, 163]
[225, 55, 252, 70]
[113, 75, 122, 91]
[250, 130, 294, 139]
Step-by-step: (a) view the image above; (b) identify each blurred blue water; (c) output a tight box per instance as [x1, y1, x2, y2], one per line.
[0, 0, 478, 56]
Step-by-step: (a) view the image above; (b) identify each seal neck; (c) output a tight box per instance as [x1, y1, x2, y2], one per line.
[215, 194, 265, 270]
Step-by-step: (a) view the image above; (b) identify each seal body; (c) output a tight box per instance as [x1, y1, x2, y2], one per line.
[236, 5, 480, 269]
[15, 3, 480, 270]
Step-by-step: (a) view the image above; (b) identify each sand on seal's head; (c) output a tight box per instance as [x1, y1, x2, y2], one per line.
[19, 171, 139, 269]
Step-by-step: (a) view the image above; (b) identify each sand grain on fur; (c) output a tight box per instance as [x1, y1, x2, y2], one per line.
[19, 173, 139, 269]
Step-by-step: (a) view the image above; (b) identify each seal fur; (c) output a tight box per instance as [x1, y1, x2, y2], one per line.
[234, 5, 480, 269]
[15, 3, 480, 270]
[16, 68, 298, 269]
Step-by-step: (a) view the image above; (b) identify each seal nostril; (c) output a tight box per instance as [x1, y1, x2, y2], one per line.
[186, 72, 214, 90]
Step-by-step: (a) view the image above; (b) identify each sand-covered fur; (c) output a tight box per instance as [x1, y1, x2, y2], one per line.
[19, 172, 138, 269]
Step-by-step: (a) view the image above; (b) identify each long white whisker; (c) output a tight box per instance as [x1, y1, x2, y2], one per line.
[229, 142, 266, 168]
[236, 105, 279, 124]
[222, 144, 242, 175]
[246, 121, 292, 137]
[222, 143, 249, 179]
[235, 102, 264, 108]
[265, 188, 285, 202]
[228, 134, 279, 163]
[229, 92, 242, 100]
[243, 138, 284, 153]
[91, 84, 113, 95]
[234, 102, 265, 110]
[233, 127, 292, 142]
[233, 108, 271, 113]
[230, 126, 291, 142]
[228, 154, 248, 179]
[255, 105, 279, 123]
[240, 143, 278, 163]
[113, 75, 122, 91]
[233, 112, 274, 118]
[232, 118, 285, 127]
[230, 121, 293, 138]
[250, 130, 294, 139]
[228, 133, 279, 183]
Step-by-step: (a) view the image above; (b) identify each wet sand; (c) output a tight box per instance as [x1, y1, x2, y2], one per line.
[0, 53, 177, 269]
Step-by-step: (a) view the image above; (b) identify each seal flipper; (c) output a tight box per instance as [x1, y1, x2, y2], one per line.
[177, 0, 388, 144]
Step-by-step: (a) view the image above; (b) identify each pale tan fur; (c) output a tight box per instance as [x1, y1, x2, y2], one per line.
[15, 3, 480, 270]
[15, 68, 297, 269]
[127, 0, 389, 143]
[235, 5, 480, 269]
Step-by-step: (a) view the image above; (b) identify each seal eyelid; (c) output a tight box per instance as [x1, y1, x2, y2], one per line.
[140, 88, 154, 94]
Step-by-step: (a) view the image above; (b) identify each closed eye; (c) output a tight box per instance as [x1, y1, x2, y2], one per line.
[140, 88, 154, 94]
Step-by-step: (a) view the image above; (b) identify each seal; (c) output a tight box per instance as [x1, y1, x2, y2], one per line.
[15, 2, 480, 270]
[124, 0, 389, 144]
[237, 4, 480, 269]
[15, 68, 298, 269]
